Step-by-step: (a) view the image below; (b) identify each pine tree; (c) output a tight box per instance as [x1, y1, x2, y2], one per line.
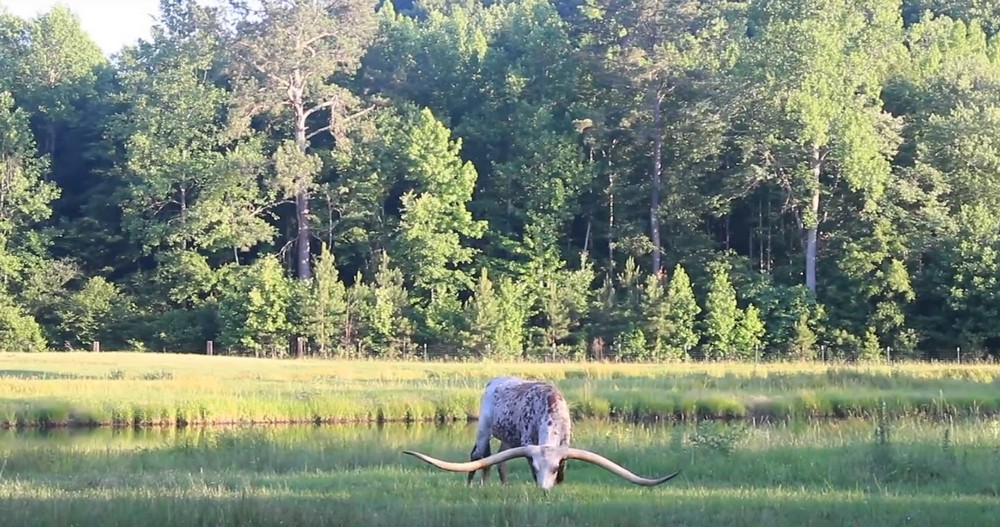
[494, 275, 530, 359]
[302, 243, 348, 357]
[788, 312, 818, 360]
[536, 252, 594, 358]
[700, 262, 739, 360]
[732, 303, 766, 361]
[464, 268, 529, 359]
[224, 0, 378, 279]
[641, 272, 670, 360]
[661, 264, 701, 360]
[464, 267, 500, 356]
[361, 251, 414, 357]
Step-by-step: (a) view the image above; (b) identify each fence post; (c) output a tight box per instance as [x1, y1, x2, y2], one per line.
[295, 337, 306, 359]
[92, 341, 100, 353]
[423, 343, 428, 361]
[956, 347, 961, 364]
[206, 341, 214, 356]
[885, 346, 891, 363]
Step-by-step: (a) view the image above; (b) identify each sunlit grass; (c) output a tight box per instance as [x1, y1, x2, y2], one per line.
[1, 419, 998, 526]
[2, 352, 1000, 428]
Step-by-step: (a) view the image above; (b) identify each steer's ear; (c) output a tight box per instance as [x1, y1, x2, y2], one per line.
[556, 459, 566, 484]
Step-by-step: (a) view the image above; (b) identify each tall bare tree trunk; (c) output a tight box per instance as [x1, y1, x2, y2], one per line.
[608, 168, 615, 273]
[650, 91, 664, 275]
[805, 143, 821, 294]
[294, 100, 312, 281]
[179, 186, 187, 251]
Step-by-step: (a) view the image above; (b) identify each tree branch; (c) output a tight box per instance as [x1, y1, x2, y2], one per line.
[301, 32, 335, 50]
[251, 61, 290, 88]
[344, 104, 377, 123]
[304, 104, 376, 140]
[303, 98, 339, 120]
[305, 124, 335, 141]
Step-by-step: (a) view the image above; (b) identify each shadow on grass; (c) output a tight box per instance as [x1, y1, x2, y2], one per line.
[0, 369, 90, 380]
[0, 479, 997, 527]
[3, 418, 1000, 526]
[3, 422, 999, 499]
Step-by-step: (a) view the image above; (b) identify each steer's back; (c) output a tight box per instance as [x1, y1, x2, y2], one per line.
[482, 376, 570, 448]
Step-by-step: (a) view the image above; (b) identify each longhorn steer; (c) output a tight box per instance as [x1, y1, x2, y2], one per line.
[403, 376, 680, 490]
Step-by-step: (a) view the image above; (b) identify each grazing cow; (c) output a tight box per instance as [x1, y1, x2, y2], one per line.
[404, 376, 680, 490]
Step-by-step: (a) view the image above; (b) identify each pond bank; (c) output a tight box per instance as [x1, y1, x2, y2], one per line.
[3, 352, 999, 429]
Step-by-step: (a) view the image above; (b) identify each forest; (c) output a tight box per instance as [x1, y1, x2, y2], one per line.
[1, 0, 999, 361]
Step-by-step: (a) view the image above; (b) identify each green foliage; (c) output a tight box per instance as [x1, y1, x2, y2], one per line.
[492, 276, 532, 358]
[358, 251, 414, 357]
[658, 264, 702, 360]
[732, 304, 766, 361]
[615, 325, 648, 361]
[152, 250, 219, 308]
[788, 313, 819, 360]
[54, 277, 129, 348]
[395, 107, 487, 296]
[463, 267, 530, 359]
[700, 262, 741, 360]
[930, 204, 1000, 352]
[299, 244, 348, 357]
[217, 256, 293, 356]
[111, 11, 274, 256]
[741, 277, 823, 359]
[463, 267, 500, 356]
[7, 0, 1000, 359]
[144, 306, 218, 353]
[0, 291, 46, 352]
[223, 0, 379, 280]
[0, 90, 58, 285]
[688, 419, 750, 456]
[533, 252, 595, 357]
[641, 273, 671, 359]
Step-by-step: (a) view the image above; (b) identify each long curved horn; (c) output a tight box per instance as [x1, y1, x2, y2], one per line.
[404, 446, 538, 473]
[564, 448, 680, 486]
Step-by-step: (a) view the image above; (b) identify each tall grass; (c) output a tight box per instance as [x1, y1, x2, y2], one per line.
[2, 352, 1000, 428]
[1, 419, 998, 526]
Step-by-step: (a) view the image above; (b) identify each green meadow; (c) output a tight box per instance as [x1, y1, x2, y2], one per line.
[2, 353, 999, 526]
[1, 418, 998, 526]
[2, 353, 1000, 428]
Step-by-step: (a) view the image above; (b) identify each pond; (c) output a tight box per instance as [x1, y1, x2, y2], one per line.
[1, 418, 998, 527]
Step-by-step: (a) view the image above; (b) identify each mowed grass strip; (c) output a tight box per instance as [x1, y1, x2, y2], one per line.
[2, 352, 1000, 428]
[1, 419, 998, 527]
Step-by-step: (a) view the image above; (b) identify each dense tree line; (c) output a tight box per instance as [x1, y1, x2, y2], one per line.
[1, 0, 999, 361]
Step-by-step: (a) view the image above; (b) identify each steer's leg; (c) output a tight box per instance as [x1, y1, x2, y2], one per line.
[496, 441, 512, 484]
[468, 388, 496, 485]
[468, 438, 492, 485]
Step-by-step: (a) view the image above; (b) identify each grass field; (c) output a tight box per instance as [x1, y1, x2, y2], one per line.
[2, 353, 999, 526]
[1, 418, 998, 526]
[3, 352, 1000, 428]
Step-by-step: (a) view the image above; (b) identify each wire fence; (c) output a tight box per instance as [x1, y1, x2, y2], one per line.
[103, 338, 999, 364]
[68, 331, 1000, 364]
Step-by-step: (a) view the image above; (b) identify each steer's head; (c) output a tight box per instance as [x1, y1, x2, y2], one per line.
[404, 446, 680, 491]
